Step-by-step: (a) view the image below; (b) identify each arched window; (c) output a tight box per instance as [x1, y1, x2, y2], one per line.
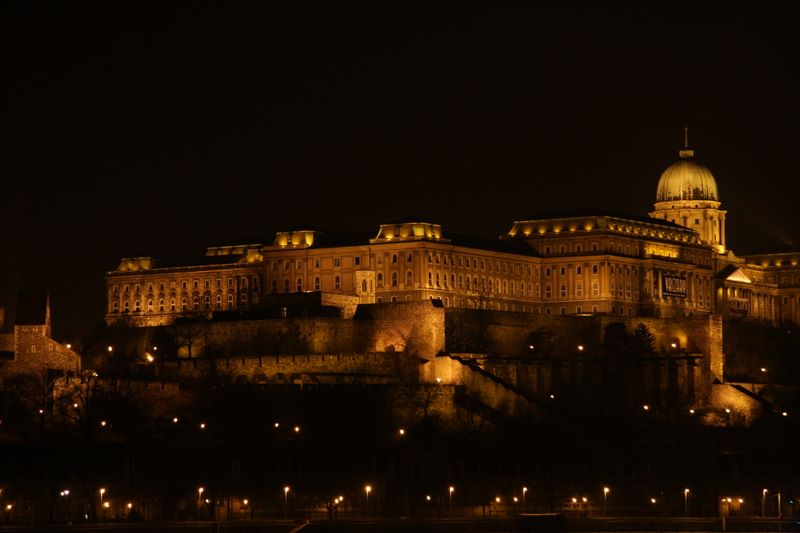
[147, 299, 154, 312]
[216, 295, 222, 309]
[406, 271, 413, 286]
[392, 254, 398, 264]
[296, 278, 303, 292]
[181, 297, 187, 311]
[560, 284, 567, 298]
[377, 273, 384, 288]
[227, 294, 233, 308]
[134, 300, 141, 312]
[592, 264, 598, 274]
[560, 267, 566, 276]
[362, 279, 368, 292]
[391, 272, 398, 287]
[204, 296, 210, 309]
[112, 301, 119, 312]
[271, 280, 277, 293]
[158, 298, 164, 311]
[192, 296, 199, 310]
[240, 292, 248, 304]
[576, 266, 582, 275]
[123, 301, 130, 312]
[283, 279, 290, 292]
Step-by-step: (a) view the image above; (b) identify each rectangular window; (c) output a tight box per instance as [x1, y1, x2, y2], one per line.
[334, 257, 341, 267]
[355, 256, 361, 266]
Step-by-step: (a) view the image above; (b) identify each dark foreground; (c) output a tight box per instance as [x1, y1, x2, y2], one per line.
[0, 516, 798, 533]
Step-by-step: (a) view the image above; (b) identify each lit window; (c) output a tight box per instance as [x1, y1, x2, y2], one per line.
[181, 298, 187, 311]
[134, 300, 141, 312]
[216, 295, 222, 309]
[392, 254, 398, 264]
[227, 294, 233, 308]
[158, 299, 164, 311]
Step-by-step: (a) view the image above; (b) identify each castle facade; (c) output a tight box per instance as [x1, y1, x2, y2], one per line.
[104, 140, 800, 327]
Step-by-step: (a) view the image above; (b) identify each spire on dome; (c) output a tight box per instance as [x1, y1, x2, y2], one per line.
[679, 124, 694, 158]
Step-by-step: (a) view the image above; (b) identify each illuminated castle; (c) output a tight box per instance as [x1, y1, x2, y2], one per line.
[104, 136, 800, 328]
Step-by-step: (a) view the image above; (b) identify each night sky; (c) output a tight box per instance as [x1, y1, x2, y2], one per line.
[3, 5, 799, 336]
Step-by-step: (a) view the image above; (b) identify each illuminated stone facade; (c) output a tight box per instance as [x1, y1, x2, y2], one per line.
[104, 143, 799, 327]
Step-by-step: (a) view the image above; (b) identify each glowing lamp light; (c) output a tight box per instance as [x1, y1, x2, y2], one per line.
[426, 495, 431, 501]
[294, 426, 300, 433]
[651, 498, 657, 504]
[103, 502, 110, 509]
[643, 404, 650, 411]
[571, 497, 577, 503]
[495, 496, 501, 503]
[127, 503, 133, 509]
[398, 428, 405, 435]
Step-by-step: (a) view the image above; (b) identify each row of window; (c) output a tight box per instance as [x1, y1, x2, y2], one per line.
[110, 292, 258, 314]
[112, 276, 260, 296]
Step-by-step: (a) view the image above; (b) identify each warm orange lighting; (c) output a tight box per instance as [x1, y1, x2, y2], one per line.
[243, 499, 249, 506]
[294, 426, 300, 433]
[103, 502, 110, 509]
[651, 497, 657, 504]
[398, 428, 405, 435]
[126, 502, 133, 509]
[495, 496, 501, 503]
[643, 404, 650, 411]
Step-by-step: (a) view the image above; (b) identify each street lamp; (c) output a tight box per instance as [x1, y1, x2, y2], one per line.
[523, 487, 528, 509]
[684, 488, 690, 517]
[197, 487, 204, 505]
[284, 486, 290, 517]
[449, 486, 454, 509]
[603, 487, 610, 514]
[762, 489, 768, 517]
[365, 485, 371, 514]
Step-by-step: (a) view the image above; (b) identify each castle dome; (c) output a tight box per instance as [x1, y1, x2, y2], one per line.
[655, 147, 719, 202]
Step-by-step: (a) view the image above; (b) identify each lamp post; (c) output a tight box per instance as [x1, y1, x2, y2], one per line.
[523, 487, 528, 510]
[449, 486, 454, 510]
[684, 488, 690, 517]
[284, 486, 290, 518]
[762, 489, 768, 518]
[365, 485, 371, 516]
[603, 487, 610, 514]
[99, 488, 106, 520]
